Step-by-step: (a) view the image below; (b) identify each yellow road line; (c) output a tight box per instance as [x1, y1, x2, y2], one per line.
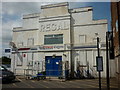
[17, 78, 48, 88]
[31, 80, 49, 88]
[74, 80, 98, 82]
[17, 78, 34, 88]
[37, 82, 49, 88]
[86, 84, 98, 88]
[43, 81, 47, 82]
[61, 82, 77, 88]
[12, 83, 17, 87]
[44, 81, 66, 88]
[110, 86, 118, 88]
[17, 78, 22, 82]
[22, 81, 34, 88]
[68, 81, 97, 88]
[70, 80, 109, 87]
[110, 85, 118, 87]
[31, 80, 35, 82]
[66, 82, 81, 88]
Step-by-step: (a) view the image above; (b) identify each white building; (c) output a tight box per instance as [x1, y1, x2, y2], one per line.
[11, 2, 114, 78]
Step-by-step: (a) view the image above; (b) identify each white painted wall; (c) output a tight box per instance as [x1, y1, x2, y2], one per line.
[38, 19, 71, 45]
[70, 7, 108, 77]
[73, 50, 106, 77]
[12, 30, 38, 47]
[22, 14, 40, 29]
[11, 3, 115, 78]
[73, 24, 107, 44]
[70, 7, 93, 25]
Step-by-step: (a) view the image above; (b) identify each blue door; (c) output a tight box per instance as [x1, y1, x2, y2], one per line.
[45, 56, 62, 76]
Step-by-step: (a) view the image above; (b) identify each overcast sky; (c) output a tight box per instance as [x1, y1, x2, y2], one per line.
[1, 1, 111, 57]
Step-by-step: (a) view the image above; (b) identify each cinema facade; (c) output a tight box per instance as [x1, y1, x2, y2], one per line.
[11, 2, 115, 78]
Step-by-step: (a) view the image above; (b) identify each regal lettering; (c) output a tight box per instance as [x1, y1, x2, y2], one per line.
[40, 21, 69, 32]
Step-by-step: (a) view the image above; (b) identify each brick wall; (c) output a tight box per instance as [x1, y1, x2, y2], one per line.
[111, 2, 120, 89]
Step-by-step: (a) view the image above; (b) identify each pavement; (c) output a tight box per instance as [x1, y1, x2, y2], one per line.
[1, 76, 119, 89]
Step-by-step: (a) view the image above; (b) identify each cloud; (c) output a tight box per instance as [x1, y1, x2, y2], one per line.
[1, 19, 22, 55]
[2, 18, 22, 38]
[1, 2, 87, 57]
[1, 2, 110, 57]
[1, 0, 111, 2]
[1, 2, 55, 57]
[2, 0, 66, 2]
[2, 2, 41, 16]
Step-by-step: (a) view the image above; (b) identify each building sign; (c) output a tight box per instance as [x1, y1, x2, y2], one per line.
[23, 54, 26, 57]
[39, 45, 64, 50]
[96, 56, 103, 71]
[5, 48, 11, 53]
[40, 21, 69, 32]
[18, 48, 30, 51]
[30, 47, 37, 50]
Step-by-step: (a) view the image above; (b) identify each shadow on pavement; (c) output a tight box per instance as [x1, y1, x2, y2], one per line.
[2, 79, 21, 84]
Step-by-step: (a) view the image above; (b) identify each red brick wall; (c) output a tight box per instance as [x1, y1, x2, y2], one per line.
[111, 2, 120, 88]
[111, 2, 120, 57]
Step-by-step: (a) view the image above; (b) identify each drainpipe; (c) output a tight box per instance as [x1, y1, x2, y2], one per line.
[117, 1, 120, 88]
[117, 2, 120, 54]
[68, 8, 74, 78]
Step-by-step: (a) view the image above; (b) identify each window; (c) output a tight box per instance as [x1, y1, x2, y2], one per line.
[44, 34, 63, 44]
[27, 53, 34, 66]
[79, 35, 86, 44]
[27, 38, 34, 46]
[116, 20, 118, 32]
[79, 51, 86, 65]
[17, 53, 23, 66]
[93, 38, 97, 42]
[18, 42, 23, 47]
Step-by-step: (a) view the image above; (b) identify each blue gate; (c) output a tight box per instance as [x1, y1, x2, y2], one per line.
[45, 56, 62, 76]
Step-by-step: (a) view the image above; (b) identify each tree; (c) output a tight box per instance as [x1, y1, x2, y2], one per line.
[0, 56, 11, 64]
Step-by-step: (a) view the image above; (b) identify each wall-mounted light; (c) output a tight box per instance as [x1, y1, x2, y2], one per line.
[52, 54, 56, 58]
[63, 54, 67, 57]
[95, 33, 99, 36]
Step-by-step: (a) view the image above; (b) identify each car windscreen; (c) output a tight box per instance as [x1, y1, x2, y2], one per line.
[0, 66, 7, 71]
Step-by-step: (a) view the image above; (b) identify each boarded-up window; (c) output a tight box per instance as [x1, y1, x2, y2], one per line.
[28, 38, 34, 46]
[93, 51, 97, 66]
[17, 53, 23, 66]
[93, 38, 97, 42]
[79, 35, 86, 44]
[79, 51, 86, 65]
[18, 42, 23, 47]
[27, 53, 34, 66]
[87, 51, 93, 66]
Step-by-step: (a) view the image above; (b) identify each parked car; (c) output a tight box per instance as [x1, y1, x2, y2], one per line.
[2, 64, 11, 71]
[0, 65, 15, 83]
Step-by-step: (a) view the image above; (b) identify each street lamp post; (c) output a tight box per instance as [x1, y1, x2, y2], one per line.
[106, 32, 110, 90]
[97, 37, 101, 90]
